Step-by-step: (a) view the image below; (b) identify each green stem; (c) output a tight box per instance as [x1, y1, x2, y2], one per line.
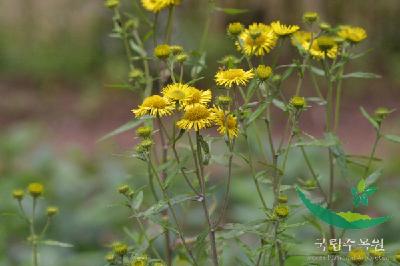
[362, 126, 381, 179]
[164, 6, 175, 44]
[31, 198, 38, 266]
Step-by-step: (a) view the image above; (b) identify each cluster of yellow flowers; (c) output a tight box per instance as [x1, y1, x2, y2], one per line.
[132, 83, 239, 139]
[227, 19, 366, 60]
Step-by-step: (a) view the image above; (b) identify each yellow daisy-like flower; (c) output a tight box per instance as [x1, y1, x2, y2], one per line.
[271, 21, 300, 36]
[176, 104, 214, 131]
[162, 83, 190, 104]
[236, 23, 278, 56]
[182, 87, 212, 108]
[141, 0, 180, 13]
[337, 25, 367, 43]
[215, 68, 254, 88]
[291, 32, 338, 60]
[132, 95, 175, 117]
[212, 107, 239, 139]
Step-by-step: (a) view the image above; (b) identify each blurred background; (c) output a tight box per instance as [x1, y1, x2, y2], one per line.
[1, 0, 400, 265]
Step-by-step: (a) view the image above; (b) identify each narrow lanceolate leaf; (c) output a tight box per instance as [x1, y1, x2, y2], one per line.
[366, 169, 382, 187]
[246, 102, 267, 125]
[341, 72, 381, 79]
[98, 117, 150, 142]
[384, 134, 400, 144]
[135, 194, 196, 218]
[132, 191, 144, 210]
[360, 107, 379, 130]
[40, 240, 73, 248]
[294, 137, 336, 148]
[214, 7, 249, 15]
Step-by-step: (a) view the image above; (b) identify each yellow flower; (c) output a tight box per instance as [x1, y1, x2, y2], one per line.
[215, 68, 254, 88]
[274, 204, 289, 218]
[271, 21, 300, 36]
[290, 96, 306, 108]
[255, 65, 272, 80]
[13, 189, 24, 200]
[130, 255, 148, 266]
[291, 31, 338, 59]
[28, 183, 44, 198]
[46, 206, 59, 217]
[141, 0, 180, 13]
[338, 25, 367, 43]
[113, 242, 128, 256]
[132, 95, 175, 117]
[227, 22, 244, 36]
[176, 104, 214, 131]
[136, 126, 152, 138]
[154, 44, 171, 59]
[162, 83, 190, 104]
[212, 107, 239, 139]
[182, 87, 212, 109]
[236, 23, 278, 56]
[369, 249, 384, 261]
[348, 248, 367, 265]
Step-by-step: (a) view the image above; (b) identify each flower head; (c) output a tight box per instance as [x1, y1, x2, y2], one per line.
[105, 0, 120, 9]
[13, 189, 24, 200]
[212, 107, 239, 139]
[162, 83, 190, 104]
[215, 68, 254, 88]
[131, 255, 148, 266]
[395, 250, 400, 263]
[292, 32, 338, 60]
[274, 204, 289, 218]
[28, 183, 44, 198]
[338, 25, 367, 43]
[290, 96, 306, 109]
[278, 194, 288, 203]
[176, 104, 214, 131]
[271, 21, 300, 36]
[236, 23, 278, 56]
[46, 206, 59, 217]
[227, 22, 244, 36]
[348, 248, 367, 265]
[302, 12, 319, 24]
[182, 87, 212, 109]
[255, 65, 272, 80]
[154, 44, 171, 59]
[113, 242, 128, 256]
[327, 244, 341, 254]
[141, 0, 180, 13]
[132, 95, 175, 117]
[369, 249, 384, 261]
[136, 126, 153, 138]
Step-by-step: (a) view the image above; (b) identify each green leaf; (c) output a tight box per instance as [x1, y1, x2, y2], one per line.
[337, 212, 371, 222]
[129, 40, 147, 57]
[310, 66, 325, 76]
[294, 137, 336, 148]
[98, 117, 149, 142]
[384, 134, 400, 144]
[272, 99, 286, 111]
[214, 7, 249, 15]
[136, 194, 196, 218]
[357, 179, 366, 193]
[360, 107, 379, 130]
[40, 240, 73, 248]
[246, 103, 267, 125]
[132, 191, 143, 210]
[366, 169, 382, 187]
[342, 72, 381, 79]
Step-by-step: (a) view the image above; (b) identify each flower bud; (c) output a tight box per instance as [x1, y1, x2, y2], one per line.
[129, 69, 144, 81]
[136, 126, 152, 138]
[154, 44, 171, 59]
[369, 249, 384, 262]
[271, 74, 282, 84]
[105, 0, 119, 9]
[290, 96, 306, 109]
[348, 248, 366, 265]
[274, 204, 289, 219]
[13, 189, 24, 201]
[227, 22, 244, 36]
[317, 36, 336, 52]
[302, 12, 319, 24]
[319, 22, 331, 31]
[113, 242, 128, 256]
[374, 107, 392, 121]
[176, 53, 188, 63]
[170, 45, 184, 55]
[217, 95, 232, 107]
[327, 244, 341, 254]
[28, 183, 44, 198]
[118, 184, 130, 194]
[105, 253, 116, 263]
[255, 65, 272, 80]
[395, 250, 400, 263]
[46, 206, 59, 217]
[278, 194, 288, 204]
[130, 255, 148, 266]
